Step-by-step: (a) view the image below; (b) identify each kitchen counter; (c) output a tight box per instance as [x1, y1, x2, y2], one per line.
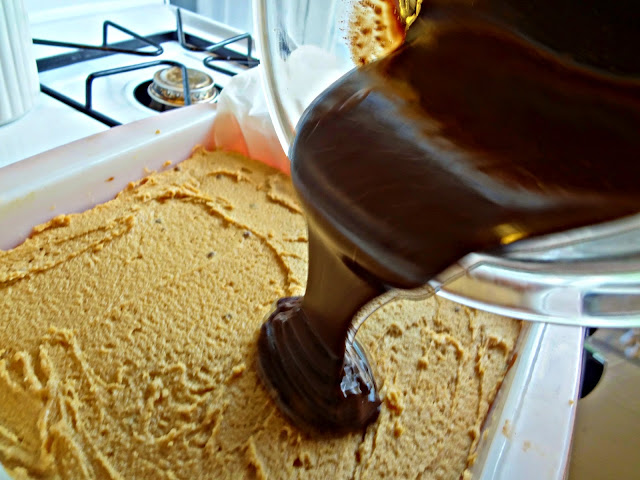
[0, 93, 107, 168]
[569, 329, 640, 479]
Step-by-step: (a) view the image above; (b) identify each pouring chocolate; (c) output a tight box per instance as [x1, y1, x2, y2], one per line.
[258, 4, 640, 430]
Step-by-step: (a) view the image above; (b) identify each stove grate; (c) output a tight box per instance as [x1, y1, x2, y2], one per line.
[33, 20, 164, 57]
[34, 9, 260, 127]
[175, 9, 259, 76]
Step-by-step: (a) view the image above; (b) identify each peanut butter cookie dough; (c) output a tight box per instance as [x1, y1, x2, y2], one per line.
[0, 148, 519, 479]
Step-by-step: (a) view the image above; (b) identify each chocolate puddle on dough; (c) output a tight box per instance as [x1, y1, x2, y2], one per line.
[258, 5, 640, 431]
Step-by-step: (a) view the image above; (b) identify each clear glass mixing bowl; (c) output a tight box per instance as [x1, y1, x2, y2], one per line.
[253, 0, 640, 327]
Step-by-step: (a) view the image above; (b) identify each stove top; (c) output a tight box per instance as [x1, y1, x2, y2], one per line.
[0, 3, 259, 168]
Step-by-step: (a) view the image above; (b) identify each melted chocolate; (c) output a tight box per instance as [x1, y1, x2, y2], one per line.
[258, 6, 640, 431]
[258, 297, 380, 430]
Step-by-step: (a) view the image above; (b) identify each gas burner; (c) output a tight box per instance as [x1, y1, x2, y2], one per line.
[137, 66, 220, 112]
[34, 10, 258, 125]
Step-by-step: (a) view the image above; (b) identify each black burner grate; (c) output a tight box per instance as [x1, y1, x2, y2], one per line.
[33, 20, 164, 57]
[175, 9, 259, 75]
[34, 8, 260, 127]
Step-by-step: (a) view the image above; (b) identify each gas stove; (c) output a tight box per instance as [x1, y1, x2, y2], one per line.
[0, 1, 258, 168]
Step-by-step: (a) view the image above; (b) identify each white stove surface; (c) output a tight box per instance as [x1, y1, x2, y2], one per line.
[0, 3, 253, 169]
[38, 41, 241, 124]
[0, 93, 108, 168]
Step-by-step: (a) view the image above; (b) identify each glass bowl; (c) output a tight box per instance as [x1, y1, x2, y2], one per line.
[253, 0, 640, 327]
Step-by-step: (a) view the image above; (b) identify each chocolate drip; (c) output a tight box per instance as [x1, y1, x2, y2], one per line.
[258, 226, 384, 430]
[258, 6, 640, 431]
[258, 297, 380, 430]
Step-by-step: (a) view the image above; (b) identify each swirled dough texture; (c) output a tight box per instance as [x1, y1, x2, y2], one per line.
[0, 148, 520, 479]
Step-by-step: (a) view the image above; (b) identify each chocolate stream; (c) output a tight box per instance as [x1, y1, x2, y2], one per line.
[259, 3, 640, 431]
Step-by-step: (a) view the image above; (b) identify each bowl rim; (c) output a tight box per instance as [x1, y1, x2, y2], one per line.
[252, 0, 640, 327]
[253, 0, 297, 155]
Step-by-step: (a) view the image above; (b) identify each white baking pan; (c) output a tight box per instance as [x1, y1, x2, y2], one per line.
[0, 103, 583, 480]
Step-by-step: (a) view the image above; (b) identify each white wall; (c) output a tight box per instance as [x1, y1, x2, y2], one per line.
[194, 0, 253, 34]
[24, 0, 164, 22]
[25, 0, 255, 35]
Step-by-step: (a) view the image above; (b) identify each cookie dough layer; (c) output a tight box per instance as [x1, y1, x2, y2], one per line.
[0, 148, 520, 479]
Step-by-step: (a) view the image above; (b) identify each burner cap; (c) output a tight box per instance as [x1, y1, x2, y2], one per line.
[148, 66, 218, 107]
